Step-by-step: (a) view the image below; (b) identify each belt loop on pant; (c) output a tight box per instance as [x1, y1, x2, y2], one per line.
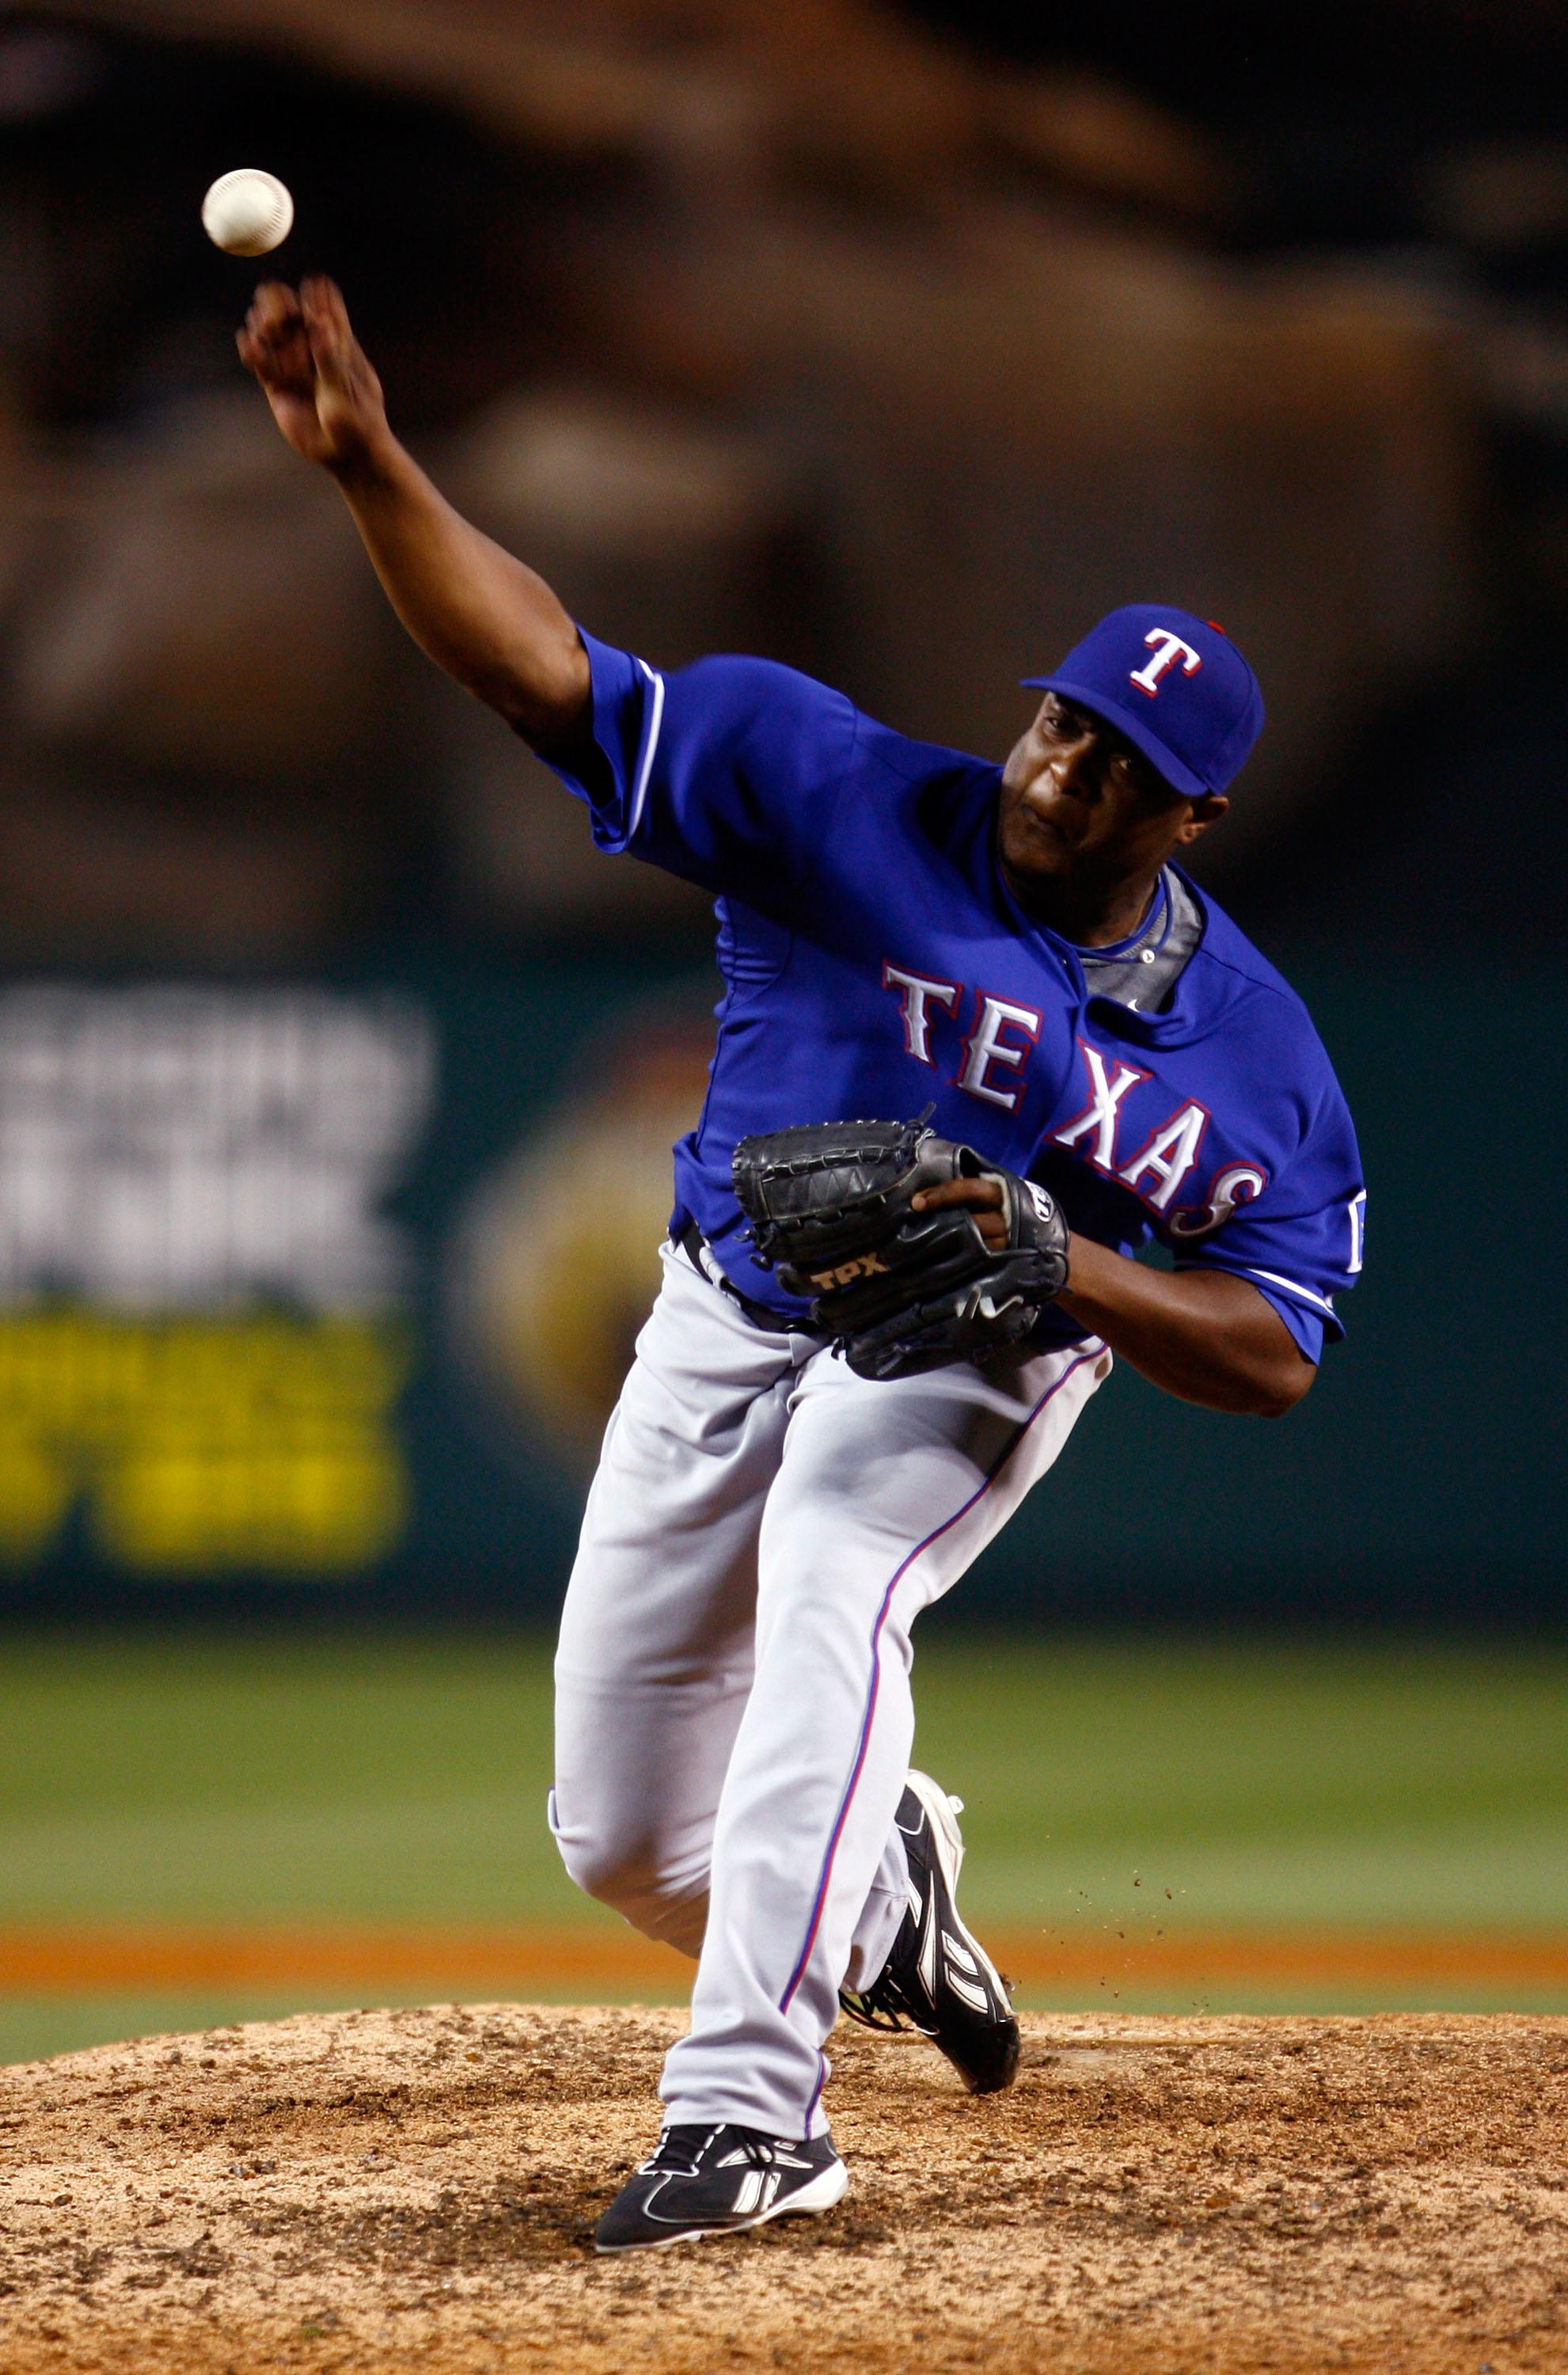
[675, 1219, 803, 1334]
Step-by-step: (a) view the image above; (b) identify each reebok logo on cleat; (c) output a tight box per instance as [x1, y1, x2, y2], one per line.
[594, 2123, 848, 2252]
[838, 1770, 1020, 2097]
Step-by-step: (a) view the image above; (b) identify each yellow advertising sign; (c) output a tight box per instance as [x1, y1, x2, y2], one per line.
[0, 1314, 408, 1574]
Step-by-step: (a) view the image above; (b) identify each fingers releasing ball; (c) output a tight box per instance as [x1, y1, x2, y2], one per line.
[202, 169, 294, 257]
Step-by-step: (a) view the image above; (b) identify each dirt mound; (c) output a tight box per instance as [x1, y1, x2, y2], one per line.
[0, 2004, 1563, 2373]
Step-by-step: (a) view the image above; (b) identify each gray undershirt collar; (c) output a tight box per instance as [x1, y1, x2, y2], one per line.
[1075, 866, 1202, 1013]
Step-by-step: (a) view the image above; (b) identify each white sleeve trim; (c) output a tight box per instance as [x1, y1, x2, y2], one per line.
[1235, 1266, 1337, 1318]
[627, 659, 666, 842]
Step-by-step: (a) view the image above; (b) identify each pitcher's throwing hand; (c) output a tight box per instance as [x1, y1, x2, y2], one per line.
[238, 277, 389, 474]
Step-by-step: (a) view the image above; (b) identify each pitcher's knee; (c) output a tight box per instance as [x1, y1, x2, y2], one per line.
[548, 1789, 706, 1951]
[550, 1794, 640, 1907]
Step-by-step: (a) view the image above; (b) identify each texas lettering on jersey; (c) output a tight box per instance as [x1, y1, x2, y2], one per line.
[876, 965, 1355, 1304]
[883, 971, 1211, 1212]
[549, 634, 1365, 1362]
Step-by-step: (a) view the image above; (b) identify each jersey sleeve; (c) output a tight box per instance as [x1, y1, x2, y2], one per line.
[1171, 1074, 1365, 1364]
[545, 629, 859, 907]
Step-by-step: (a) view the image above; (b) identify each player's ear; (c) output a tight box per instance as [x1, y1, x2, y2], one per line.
[1175, 793, 1228, 846]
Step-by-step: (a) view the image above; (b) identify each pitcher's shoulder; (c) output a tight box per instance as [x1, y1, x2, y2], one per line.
[1184, 880, 1323, 1025]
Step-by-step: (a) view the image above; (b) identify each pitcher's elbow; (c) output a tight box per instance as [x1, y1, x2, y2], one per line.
[1256, 1358, 1316, 1419]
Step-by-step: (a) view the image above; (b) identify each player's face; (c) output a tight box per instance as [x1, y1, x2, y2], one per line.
[997, 694, 1222, 922]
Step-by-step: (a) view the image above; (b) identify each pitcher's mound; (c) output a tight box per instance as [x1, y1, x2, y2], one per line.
[0, 2003, 1563, 2373]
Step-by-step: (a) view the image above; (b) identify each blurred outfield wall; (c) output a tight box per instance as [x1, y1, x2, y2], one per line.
[0, 950, 1553, 1629]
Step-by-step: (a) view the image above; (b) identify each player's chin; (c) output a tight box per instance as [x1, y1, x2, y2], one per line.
[998, 820, 1074, 881]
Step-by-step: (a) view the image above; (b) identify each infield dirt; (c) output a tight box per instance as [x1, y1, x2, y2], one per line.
[0, 2004, 1562, 2374]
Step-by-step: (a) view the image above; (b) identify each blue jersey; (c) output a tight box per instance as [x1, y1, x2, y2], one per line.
[552, 634, 1365, 1362]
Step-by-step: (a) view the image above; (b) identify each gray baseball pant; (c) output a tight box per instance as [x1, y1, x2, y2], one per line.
[550, 1238, 1110, 2139]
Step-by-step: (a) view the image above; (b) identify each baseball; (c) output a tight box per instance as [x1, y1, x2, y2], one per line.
[201, 168, 294, 257]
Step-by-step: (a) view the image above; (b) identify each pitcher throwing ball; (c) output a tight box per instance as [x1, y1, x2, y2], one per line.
[241, 279, 1364, 2252]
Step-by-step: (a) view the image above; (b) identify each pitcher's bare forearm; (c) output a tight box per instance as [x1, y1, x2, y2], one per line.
[913, 1176, 1312, 1416]
[330, 435, 589, 745]
[1053, 1234, 1311, 1416]
[238, 277, 590, 749]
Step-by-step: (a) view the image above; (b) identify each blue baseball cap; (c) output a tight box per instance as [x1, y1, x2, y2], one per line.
[1023, 603, 1264, 799]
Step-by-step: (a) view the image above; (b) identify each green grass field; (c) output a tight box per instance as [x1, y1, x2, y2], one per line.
[0, 1630, 1563, 2062]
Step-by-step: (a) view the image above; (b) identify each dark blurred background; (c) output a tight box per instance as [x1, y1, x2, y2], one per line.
[0, 0, 1564, 1627]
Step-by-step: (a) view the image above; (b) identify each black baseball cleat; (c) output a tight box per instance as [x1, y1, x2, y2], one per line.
[838, 1768, 1019, 2095]
[594, 2122, 848, 2252]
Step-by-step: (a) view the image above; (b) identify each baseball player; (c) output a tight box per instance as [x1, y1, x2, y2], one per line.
[241, 279, 1364, 2252]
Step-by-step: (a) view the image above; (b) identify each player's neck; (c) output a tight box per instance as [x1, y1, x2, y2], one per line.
[1000, 861, 1164, 951]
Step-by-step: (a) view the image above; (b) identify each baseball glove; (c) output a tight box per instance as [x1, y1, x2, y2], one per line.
[731, 1115, 1070, 1381]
